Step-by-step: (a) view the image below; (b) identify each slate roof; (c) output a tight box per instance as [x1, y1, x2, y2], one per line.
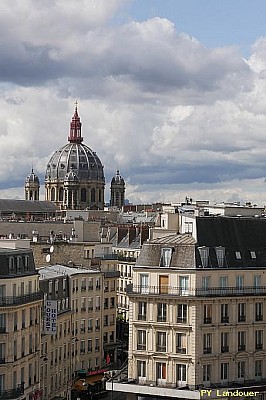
[136, 233, 196, 269]
[0, 199, 57, 214]
[196, 216, 266, 269]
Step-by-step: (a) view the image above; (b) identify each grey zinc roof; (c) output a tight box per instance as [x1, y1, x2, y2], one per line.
[150, 234, 196, 245]
[136, 233, 196, 269]
[0, 199, 57, 213]
[39, 264, 100, 277]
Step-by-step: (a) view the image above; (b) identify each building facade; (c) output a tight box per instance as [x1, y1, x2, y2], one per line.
[0, 242, 43, 400]
[110, 216, 266, 400]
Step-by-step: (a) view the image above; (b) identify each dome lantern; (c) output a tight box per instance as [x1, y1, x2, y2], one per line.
[68, 102, 83, 144]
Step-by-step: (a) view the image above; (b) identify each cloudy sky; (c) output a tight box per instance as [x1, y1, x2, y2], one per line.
[2, 0, 266, 205]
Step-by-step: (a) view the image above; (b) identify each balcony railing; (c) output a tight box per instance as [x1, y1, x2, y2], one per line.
[0, 292, 43, 307]
[101, 254, 136, 262]
[126, 285, 266, 297]
[0, 384, 24, 399]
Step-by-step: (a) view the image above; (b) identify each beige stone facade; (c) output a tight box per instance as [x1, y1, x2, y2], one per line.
[0, 243, 42, 400]
[112, 224, 266, 400]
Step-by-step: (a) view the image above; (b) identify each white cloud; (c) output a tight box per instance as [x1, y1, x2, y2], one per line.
[1, 1, 266, 205]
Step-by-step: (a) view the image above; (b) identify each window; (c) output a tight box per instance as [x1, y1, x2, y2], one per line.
[81, 188, 86, 202]
[216, 247, 225, 267]
[238, 331, 246, 351]
[237, 361, 245, 379]
[160, 248, 172, 267]
[91, 188, 96, 203]
[221, 303, 229, 323]
[137, 330, 146, 351]
[88, 319, 93, 332]
[95, 296, 100, 310]
[156, 332, 166, 352]
[238, 303, 246, 322]
[140, 274, 149, 294]
[202, 276, 210, 290]
[235, 251, 241, 260]
[255, 360, 262, 379]
[221, 362, 229, 381]
[87, 339, 92, 352]
[80, 340, 85, 354]
[198, 247, 209, 268]
[221, 332, 229, 353]
[203, 365, 211, 383]
[0, 315, 6, 333]
[80, 320, 85, 333]
[0, 344, 5, 363]
[176, 364, 186, 385]
[255, 302, 263, 321]
[176, 333, 186, 354]
[203, 304, 212, 324]
[88, 298, 93, 311]
[95, 338, 99, 351]
[203, 333, 212, 354]
[22, 310, 26, 328]
[255, 330, 263, 350]
[250, 251, 256, 259]
[137, 361, 146, 377]
[9, 258, 15, 274]
[177, 304, 187, 323]
[236, 276, 244, 289]
[157, 303, 167, 322]
[179, 276, 189, 295]
[254, 275, 261, 288]
[184, 222, 193, 234]
[156, 362, 166, 380]
[219, 276, 228, 288]
[138, 302, 147, 321]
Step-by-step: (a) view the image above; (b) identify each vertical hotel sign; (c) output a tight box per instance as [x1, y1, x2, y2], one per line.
[44, 300, 57, 335]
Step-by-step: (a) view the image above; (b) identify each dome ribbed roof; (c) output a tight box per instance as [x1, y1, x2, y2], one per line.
[25, 169, 40, 184]
[45, 107, 105, 184]
[111, 170, 125, 184]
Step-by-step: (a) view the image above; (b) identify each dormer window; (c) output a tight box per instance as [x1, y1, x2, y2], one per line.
[198, 247, 209, 268]
[250, 251, 256, 259]
[160, 248, 173, 268]
[9, 257, 15, 274]
[235, 251, 241, 260]
[216, 247, 225, 268]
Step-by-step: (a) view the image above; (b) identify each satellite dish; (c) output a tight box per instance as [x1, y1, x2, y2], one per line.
[46, 254, 51, 263]
[50, 246, 54, 253]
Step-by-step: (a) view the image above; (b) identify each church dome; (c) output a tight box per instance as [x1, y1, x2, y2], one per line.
[111, 170, 124, 184]
[25, 169, 40, 184]
[45, 105, 105, 210]
[45, 106, 105, 183]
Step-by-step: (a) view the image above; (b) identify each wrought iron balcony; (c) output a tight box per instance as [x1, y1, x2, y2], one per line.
[0, 383, 24, 399]
[0, 292, 43, 307]
[127, 285, 266, 297]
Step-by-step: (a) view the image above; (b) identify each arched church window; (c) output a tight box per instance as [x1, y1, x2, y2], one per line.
[91, 188, 96, 203]
[59, 187, 64, 202]
[99, 189, 102, 203]
[81, 188, 86, 202]
[51, 188, 55, 201]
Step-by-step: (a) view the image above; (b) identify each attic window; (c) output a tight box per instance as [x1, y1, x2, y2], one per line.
[160, 248, 173, 268]
[235, 251, 241, 260]
[198, 247, 209, 268]
[215, 247, 225, 268]
[250, 251, 256, 259]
